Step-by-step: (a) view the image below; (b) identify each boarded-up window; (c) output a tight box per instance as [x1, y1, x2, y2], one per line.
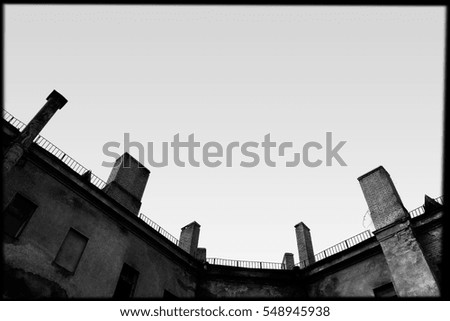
[3, 193, 37, 238]
[54, 228, 88, 273]
[373, 282, 397, 298]
[113, 263, 139, 299]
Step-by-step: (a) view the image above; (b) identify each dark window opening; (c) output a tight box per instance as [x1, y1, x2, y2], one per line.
[163, 290, 178, 299]
[54, 228, 88, 273]
[373, 282, 397, 298]
[113, 263, 139, 299]
[3, 193, 37, 238]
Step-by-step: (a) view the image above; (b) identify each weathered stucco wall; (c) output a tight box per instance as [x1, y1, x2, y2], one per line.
[3, 151, 199, 298]
[3, 150, 443, 299]
[3, 113, 444, 299]
[414, 214, 443, 287]
[307, 251, 392, 297]
[196, 265, 307, 298]
[196, 242, 395, 298]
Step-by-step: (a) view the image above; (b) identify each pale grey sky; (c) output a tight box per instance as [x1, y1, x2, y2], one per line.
[4, 5, 445, 263]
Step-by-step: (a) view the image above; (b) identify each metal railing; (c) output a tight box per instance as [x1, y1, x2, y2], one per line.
[3, 111, 27, 131]
[312, 230, 373, 262]
[3, 110, 445, 270]
[206, 198, 444, 270]
[295, 260, 307, 269]
[3, 110, 107, 189]
[3, 110, 183, 248]
[33, 135, 107, 189]
[206, 258, 285, 270]
[138, 213, 180, 246]
[409, 195, 443, 218]
[208, 230, 373, 270]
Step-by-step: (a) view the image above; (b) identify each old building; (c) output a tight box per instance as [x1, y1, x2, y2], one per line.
[2, 91, 444, 298]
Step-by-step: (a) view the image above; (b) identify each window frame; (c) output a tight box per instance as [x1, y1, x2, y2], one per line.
[3, 192, 38, 239]
[373, 282, 397, 298]
[53, 227, 89, 274]
[113, 263, 139, 299]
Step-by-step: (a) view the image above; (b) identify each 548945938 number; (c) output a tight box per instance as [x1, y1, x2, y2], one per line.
[262, 306, 330, 317]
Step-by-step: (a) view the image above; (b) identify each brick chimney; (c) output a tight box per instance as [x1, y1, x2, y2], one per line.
[103, 153, 150, 215]
[195, 247, 207, 262]
[358, 166, 440, 297]
[295, 222, 315, 266]
[179, 221, 200, 256]
[282, 252, 295, 270]
[358, 166, 409, 229]
[423, 194, 443, 214]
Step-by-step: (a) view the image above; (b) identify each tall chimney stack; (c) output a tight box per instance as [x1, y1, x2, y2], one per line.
[179, 221, 201, 256]
[104, 153, 150, 215]
[358, 166, 440, 297]
[295, 222, 315, 266]
[358, 166, 409, 230]
[3, 90, 68, 174]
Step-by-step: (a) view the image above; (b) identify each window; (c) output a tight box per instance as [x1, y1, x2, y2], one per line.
[54, 228, 88, 273]
[113, 263, 139, 299]
[3, 193, 37, 238]
[163, 290, 178, 299]
[373, 282, 397, 298]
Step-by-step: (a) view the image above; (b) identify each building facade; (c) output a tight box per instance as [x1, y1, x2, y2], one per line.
[2, 92, 444, 298]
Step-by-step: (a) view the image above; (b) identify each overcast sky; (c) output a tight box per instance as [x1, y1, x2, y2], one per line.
[4, 5, 445, 263]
